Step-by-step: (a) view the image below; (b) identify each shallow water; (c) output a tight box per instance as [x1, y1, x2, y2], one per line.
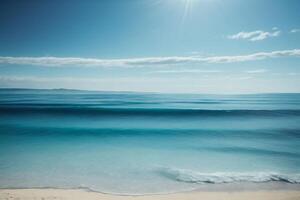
[0, 89, 299, 194]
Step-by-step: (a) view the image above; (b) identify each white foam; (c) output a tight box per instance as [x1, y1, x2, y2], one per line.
[157, 167, 300, 184]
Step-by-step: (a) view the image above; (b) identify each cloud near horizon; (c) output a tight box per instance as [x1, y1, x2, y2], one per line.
[228, 29, 281, 41]
[245, 69, 268, 74]
[148, 69, 222, 74]
[0, 49, 300, 68]
[290, 29, 300, 33]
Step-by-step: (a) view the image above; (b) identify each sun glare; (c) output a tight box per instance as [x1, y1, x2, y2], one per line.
[181, 0, 195, 24]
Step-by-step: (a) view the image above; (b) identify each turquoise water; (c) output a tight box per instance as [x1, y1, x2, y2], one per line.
[0, 89, 300, 194]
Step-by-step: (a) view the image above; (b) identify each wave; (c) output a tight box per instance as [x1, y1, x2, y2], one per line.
[157, 167, 300, 184]
[0, 106, 299, 118]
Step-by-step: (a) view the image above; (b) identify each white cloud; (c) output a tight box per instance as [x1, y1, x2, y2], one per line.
[189, 51, 201, 55]
[149, 69, 222, 74]
[236, 76, 253, 80]
[288, 72, 300, 76]
[0, 76, 100, 83]
[245, 69, 268, 74]
[0, 49, 299, 68]
[228, 29, 281, 41]
[290, 29, 300, 33]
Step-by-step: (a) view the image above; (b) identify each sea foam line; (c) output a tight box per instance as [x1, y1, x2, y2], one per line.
[157, 167, 300, 184]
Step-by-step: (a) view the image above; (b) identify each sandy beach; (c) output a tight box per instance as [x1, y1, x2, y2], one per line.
[1, 188, 300, 200]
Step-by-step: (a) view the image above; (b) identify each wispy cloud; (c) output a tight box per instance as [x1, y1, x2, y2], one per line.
[0, 49, 299, 67]
[228, 28, 281, 41]
[245, 69, 268, 74]
[290, 29, 300, 33]
[0, 76, 100, 83]
[149, 69, 222, 74]
[236, 76, 253, 80]
[288, 72, 300, 76]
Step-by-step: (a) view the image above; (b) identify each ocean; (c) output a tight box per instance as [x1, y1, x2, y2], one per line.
[0, 88, 299, 194]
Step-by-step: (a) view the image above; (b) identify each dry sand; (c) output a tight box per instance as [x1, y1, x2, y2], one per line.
[1, 189, 300, 200]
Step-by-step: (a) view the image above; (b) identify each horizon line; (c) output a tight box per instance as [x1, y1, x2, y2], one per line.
[1, 87, 299, 96]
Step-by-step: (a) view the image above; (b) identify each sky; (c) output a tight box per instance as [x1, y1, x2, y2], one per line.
[0, 0, 300, 94]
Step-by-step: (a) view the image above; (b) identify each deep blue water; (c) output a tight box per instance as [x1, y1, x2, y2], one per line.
[0, 89, 300, 194]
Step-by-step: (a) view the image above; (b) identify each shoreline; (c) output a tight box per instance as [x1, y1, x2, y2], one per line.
[1, 188, 300, 200]
[1, 182, 300, 195]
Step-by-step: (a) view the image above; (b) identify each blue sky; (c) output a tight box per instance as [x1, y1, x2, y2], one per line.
[0, 0, 300, 93]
